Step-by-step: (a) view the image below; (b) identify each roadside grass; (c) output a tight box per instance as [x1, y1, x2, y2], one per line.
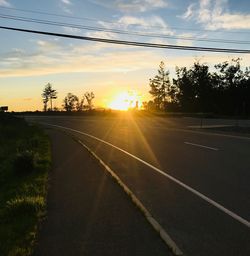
[0, 113, 51, 256]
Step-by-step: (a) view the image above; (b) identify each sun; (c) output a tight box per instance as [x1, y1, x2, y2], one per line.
[108, 91, 141, 111]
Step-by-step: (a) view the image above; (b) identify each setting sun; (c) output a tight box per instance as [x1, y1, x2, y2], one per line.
[108, 91, 141, 111]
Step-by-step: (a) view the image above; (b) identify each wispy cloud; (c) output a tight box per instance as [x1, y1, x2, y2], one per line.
[83, 15, 173, 41]
[61, 0, 72, 5]
[96, 15, 174, 38]
[181, 0, 250, 30]
[59, 0, 73, 14]
[0, 40, 164, 77]
[179, 3, 195, 20]
[89, 0, 168, 12]
[1, 39, 250, 78]
[63, 27, 82, 34]
[0, 0, 11, 7]
[117, 15, 169, 29]
[175, 33, 194, 46]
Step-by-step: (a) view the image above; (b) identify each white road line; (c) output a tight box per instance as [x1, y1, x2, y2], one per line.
[184, 142, 219, 151]
[44, 123, 250, 229]
[77, 139, 183, 256]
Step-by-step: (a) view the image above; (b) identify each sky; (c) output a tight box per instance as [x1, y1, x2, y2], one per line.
[0, 0, 250, 111]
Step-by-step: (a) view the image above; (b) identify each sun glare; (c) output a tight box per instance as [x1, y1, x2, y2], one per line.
[108, 91, 141, 111]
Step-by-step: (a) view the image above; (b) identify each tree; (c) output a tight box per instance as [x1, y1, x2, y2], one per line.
[62, 93, 79, 112]
[174, 66, 195, 112]
[149, 61, 176, 110]
[214, 58, 245, 115]
[76, 96, 85, 111]
[192, 62, 213, 112]
[174, 62, 214, 112]
[42, 83, 57, 111]
[84, 92, 95, 110]
[42, 94, 49, 112]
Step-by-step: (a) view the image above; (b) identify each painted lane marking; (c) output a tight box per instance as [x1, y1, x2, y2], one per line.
[43, 123, 250, 228]
[184, 142, 219, 151]
[77, 139, 183, 255]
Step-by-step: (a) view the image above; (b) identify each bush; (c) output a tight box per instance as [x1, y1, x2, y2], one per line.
[13, 151, 35, 174]
[6, 196, 45, 216]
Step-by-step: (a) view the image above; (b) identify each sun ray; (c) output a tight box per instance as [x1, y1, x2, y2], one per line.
[108, 91, 141, 111]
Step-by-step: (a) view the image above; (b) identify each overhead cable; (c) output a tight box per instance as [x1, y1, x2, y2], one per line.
[0, 5, 249, 35]
[0, 13, 250, 45]
[0, 25, 250, 54]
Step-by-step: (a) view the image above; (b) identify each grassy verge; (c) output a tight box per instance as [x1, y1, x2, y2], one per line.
[0, 113, 51, 256]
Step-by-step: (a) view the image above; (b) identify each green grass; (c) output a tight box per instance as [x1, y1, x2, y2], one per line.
[0, 113, 51, 256]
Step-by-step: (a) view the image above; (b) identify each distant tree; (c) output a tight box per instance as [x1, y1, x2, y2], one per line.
[42, 94, 49, 112]
[76, 96, 85, 111]
[142, 101, 148, 110]
[62, 93, 79, 112]
[42, 83, 57, 111]
[149, 61, 176, 110]
[84, 92, 95, 110]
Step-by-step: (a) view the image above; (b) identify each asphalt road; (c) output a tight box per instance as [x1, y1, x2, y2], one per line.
[34, 129, 170, 256]
[26, 114, 250, 256]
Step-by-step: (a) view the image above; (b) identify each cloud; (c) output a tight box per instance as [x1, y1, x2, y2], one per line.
[89, 0, 168, 12]
[117, 15, 169, 29]
[85, 30, 117, 39]
[97, 15, 174, 38]
[0, 0, 11, 7]
[59, 0, 73, 14]
[0, 41, 165, 77]
[2, 30, 250, 79]
[82, 15, 173, 41]
[175, 33, 194, 46]
[36, 40, 61, 51]
[61, 0, 71, 5]
[1, 39, 250, 79]
[179, 3, 195, 20]
[63, 27, 82, 34]
[181, 0, 250, 30]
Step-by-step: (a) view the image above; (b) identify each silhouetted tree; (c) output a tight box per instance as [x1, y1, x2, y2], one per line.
[76, 96, 85, 111]
[42, 83, 57, 111]
[175, 62, 217, 112]
[84, 92, 95, 110]
[62, 93, 79, 112]
[173, 58, 250, 115]
[174, 66, 195, 112]
[192, 62, 214, 112]
[42, 94, 49, 112]
[149, 61, 176, 110]
[142, 101, 148, 110]
[214, 58, 245, 115]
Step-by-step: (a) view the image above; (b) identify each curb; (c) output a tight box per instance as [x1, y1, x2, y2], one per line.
[77, 139, 184, 256]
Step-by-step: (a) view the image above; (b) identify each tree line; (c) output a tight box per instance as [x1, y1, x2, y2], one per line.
[42, 83, 95, 112]
[147, 58, 250, 116]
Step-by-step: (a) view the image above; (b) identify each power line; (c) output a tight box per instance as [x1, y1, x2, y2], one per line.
[0, 25, 249, 54]
[1, 5, 250, 35]
[1, 13, 250, 45]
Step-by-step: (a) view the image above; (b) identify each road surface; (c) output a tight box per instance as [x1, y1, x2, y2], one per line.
[34, 129, 170, 256]
[27, 114, 250, 256]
